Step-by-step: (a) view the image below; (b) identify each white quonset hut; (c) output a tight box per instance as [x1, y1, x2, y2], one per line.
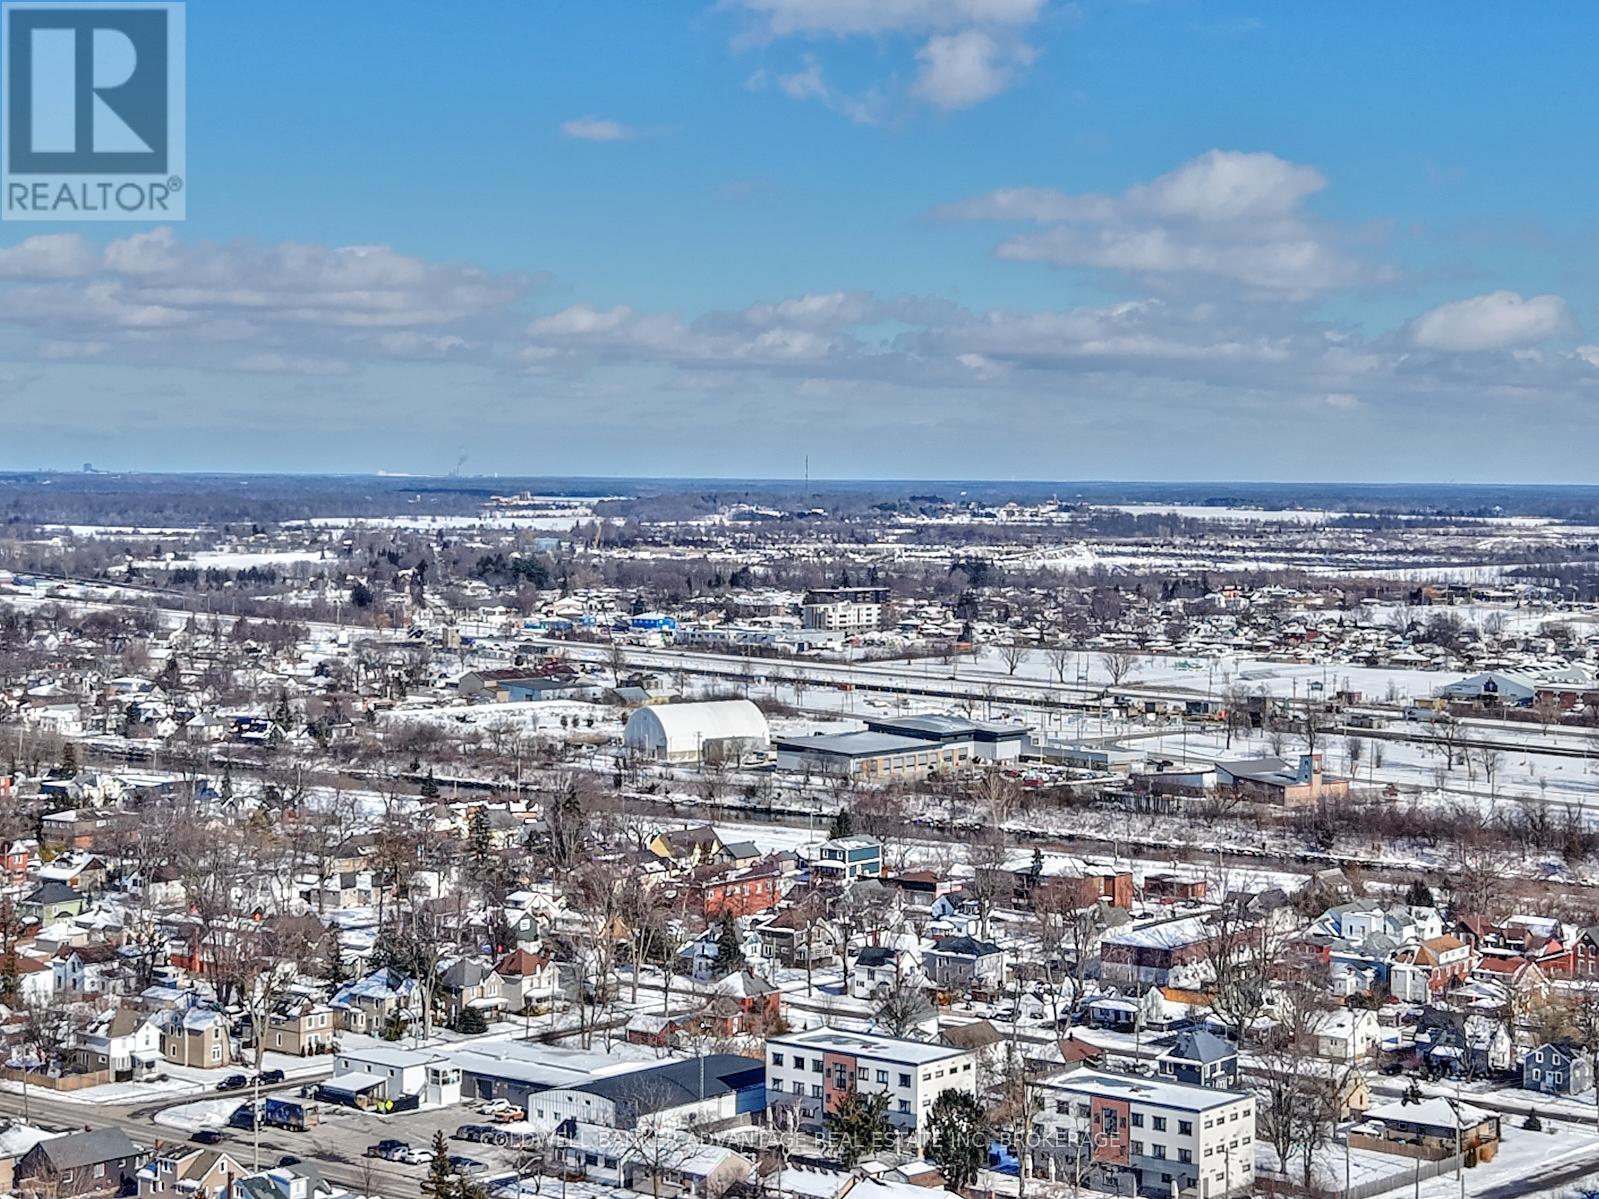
[622, 699, 769, 763]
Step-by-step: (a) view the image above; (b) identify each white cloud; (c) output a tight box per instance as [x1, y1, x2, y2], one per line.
[0, 227, 533, 374]
[941, 149, 1376, 297]
[910, 29, 1035, 110]
[560, 116, 638, 142]
[726, 0, 1044, 114]
[1409, 291, 1573, 352]
[726, 0, 1043, 40]
[1129, 149, 1325, 222]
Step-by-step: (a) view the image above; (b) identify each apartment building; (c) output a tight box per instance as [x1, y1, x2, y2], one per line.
[765, 1028, 977, 1134]
[801, 587, 888, 632]
[1033, 1069, 1255, 1199]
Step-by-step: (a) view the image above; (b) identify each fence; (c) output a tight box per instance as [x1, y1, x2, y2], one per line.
[1258, 1152, 1465, 1199]
[0, 1066, 113, 1092]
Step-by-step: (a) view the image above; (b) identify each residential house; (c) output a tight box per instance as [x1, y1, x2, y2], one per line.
[649, 826, 727, 868]
[155, 1005, 233, 1069]
[1351, 1098, 1500, 1161]
[692, 858, 784, 919]
[921, 936, 1004, 993]
[811, 836, 883, 883]
[15, 1128, 145, 1198]
[76, 1007, 162, 1080]
[53, 943, 125, 998]
[330, 967, 417, 1036]
[268, 1001, 337, 1056]
[137, 1148, 244, 1199]
[1100, 916, 1228, 988]
[493, 948, 560, 1012]
[1309, 1007, 1381, 1062]
[1156, 1028, 1238, 1087]
[1523, 1042, 1593, 1096]
[437, 957, 507, 1021]
[23, 881, 85, 923]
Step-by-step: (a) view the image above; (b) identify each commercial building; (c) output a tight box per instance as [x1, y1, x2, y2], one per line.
[862, 714, 1028, 762]
[525, 1054, 766, 1130]
[776, 731, 968, 780]
[765, 1028, 978, 1134]
[1034, 1068, 1256, 1198]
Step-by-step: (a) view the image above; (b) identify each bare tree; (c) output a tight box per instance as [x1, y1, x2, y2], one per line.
[1099, 651, 1140, 687]
[999, 641, 1028, 677]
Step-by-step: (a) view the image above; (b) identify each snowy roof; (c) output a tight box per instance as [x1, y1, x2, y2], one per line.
[1366, 1097, 1492, 1129]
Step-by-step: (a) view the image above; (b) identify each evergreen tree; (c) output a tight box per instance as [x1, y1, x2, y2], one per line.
[1404, 878, 1434, 907]
[423, 1129, 456, 1196]
[925, 1090, 990, 1191]
[420, 769, 440, 799]
[714, 920, 743, 974]
[469, 807, 493, 868]
[827, 807, 854, 839]
[825, 1090, 891, 1167]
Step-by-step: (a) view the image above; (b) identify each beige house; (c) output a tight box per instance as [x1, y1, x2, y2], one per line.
[137, 1148, 244, 1199]
[268, 1001, 337, 1056]
[156, 1007, 233, 1069]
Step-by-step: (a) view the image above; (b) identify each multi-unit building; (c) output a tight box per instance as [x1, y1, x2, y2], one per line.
[801, 587, 888, 632]
[1033, 1069, 1256, 1199]
[764, 1028, 978, 1134]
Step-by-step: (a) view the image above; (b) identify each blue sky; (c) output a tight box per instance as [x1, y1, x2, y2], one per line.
[1, 0, 1596, 481]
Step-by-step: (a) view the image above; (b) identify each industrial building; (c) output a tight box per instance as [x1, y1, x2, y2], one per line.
[622, 699, 770, 763]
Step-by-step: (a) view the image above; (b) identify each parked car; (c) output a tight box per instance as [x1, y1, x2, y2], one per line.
[394, 1145, 435, 1166]
[254, 1068, 287, 1085]
[365, 1140, 409, 1161]
[191, 1129, 227, 1145]
[216, 1074, 250, 1092]
[277, 1156, 301, 1168]
[452, 1124, 496, 1143]
[448, 1156, 488, 1176]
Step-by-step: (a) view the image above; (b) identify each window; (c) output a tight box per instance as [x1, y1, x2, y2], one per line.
[899, 1100, 911, 1113]
[899, 1073, 911, 1087]
[793, 1056, 805, 1070]
[1179, 1150, 1193, 1164]
[773, 1053, 785, 1067]
[792, 1081, 803, 1094]
[876, 1070, 888, 1083]
[1153, 1116, 1166, 1132]
[811, 1085, 822, 1098]
[1131, 1141, 1144, 1156]
[1056, 1100, 1068, 1115]
[1131, 1113, 1144, 1128]
[813, 1060, 824, 1074]
[1152, 1145, 1166, 1159]
[1179, 1120, 1193, 1136]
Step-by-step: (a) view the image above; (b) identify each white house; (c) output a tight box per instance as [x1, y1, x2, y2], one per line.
[1309, 1008, 1381, 1062]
